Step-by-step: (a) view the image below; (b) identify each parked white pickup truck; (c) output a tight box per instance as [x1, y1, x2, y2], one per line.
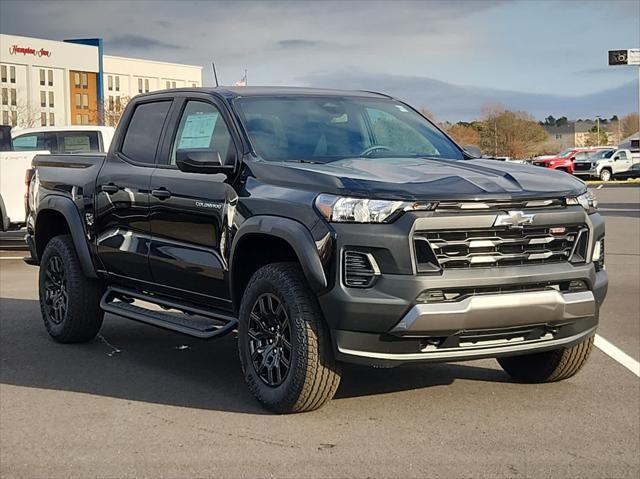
[573, 148, 640, 181]
[1, 126, 114, 230]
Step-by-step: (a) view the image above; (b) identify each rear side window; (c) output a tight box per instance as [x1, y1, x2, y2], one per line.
[121, 101, 171, 164]
[58, 131, 100, 153]
[12, 132, 58, 152]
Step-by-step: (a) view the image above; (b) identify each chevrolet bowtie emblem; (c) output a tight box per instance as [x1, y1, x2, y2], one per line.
[494, 210, 535, 228]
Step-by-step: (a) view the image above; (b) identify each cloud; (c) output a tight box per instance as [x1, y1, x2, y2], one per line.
[106, 34, 183, 51]
[275, 39, 321, 49]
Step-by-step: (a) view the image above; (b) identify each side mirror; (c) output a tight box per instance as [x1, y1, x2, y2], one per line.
[463, 145, 481, 158]
[175, 149, 234, 175]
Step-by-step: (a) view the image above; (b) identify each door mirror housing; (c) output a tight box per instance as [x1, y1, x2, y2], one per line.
[175, 149, 235, 175]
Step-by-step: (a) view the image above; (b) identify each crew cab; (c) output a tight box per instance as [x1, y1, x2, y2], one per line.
[1, 126, 114, 231]
[24, 87, 607, 413]
[573, 148, 640, 181]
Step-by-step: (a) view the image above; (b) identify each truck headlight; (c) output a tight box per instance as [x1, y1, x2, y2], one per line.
[315, 194, 436, 223]
[567, 190, 598, 214]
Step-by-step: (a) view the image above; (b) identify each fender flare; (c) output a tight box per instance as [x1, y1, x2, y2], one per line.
[230, 215, 327, 301]
[36, 195, 97, 278]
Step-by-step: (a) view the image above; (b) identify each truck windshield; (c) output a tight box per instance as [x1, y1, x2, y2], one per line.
[236, 96, 464, 162]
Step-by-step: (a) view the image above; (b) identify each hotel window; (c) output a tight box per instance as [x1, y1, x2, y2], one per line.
[10, 89, 16, 106]
[82, 94, 89, 109]
[109, 96, 114, 110]
[138, 78, 143, 93]
[166, 81, 170, 89]
[191, 83, 197, 87]
[115, 76, 120, 91]
[144, 79, 149, 92]
[49, 91, 54, 108]
[1, 65, 6, 83]
[40, 91, 46, 107]
[82, 114, 89, 125]
[49, 113, 55, 126]
[115, 96, 121, 111]
[41, 112, 47, 126]
[81, 73, 88, 88]
[48, 69, 53, 86]
[40, 69, 45, 86]
[74, 72, 80, 87]
[2, 111, 7, 125]
[11, 110, 17, 126]
[172, 81, 176, 88]
[108, 75, 113, 91]
[1, 88, 7, 105]
[75, 93, 81, 108]
[76, 114, 81, 124]
[9, 66, 15, 83]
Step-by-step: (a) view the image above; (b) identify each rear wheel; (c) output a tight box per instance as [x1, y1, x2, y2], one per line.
[599, 169, 612, 182]
[39, 235, 104, 343]
[497, 336, 594, 383]
[238, 262, 341, 413]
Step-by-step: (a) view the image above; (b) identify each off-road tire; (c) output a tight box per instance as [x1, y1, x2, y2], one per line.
[497, 335, 594, 383]
[39, 235, 104, 343]
[599, 169, 612, 182]
[238, 262, 341, 413]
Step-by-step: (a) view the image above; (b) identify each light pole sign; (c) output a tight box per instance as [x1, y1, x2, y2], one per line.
[608, 49, 640, 66]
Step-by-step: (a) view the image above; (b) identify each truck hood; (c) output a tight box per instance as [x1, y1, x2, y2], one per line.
[247, 157, 587, 200]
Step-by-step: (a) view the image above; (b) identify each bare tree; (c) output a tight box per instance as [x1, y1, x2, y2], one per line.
[621, 113, 639, 139]
[479, 106, 548, 159]
[446, 123, 480, 147]
[102, 96, 131, 127]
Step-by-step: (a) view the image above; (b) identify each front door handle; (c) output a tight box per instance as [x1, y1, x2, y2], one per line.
[151, 188, 172, 199]
[100, 183, 119, 194]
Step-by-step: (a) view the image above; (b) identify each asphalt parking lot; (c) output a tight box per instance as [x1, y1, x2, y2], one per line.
[1, 186, 638, 478]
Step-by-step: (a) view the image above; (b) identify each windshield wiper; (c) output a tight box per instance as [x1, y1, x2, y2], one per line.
[284, 159, 327, 165]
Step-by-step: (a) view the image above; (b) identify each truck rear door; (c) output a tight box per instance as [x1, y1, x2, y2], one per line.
[94, 99, 172, 284]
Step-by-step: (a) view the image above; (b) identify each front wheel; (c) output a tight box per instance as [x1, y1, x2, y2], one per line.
[599, 169, 612, 182]
[238, 262, 341, 413]
[497, 336, 594, 383]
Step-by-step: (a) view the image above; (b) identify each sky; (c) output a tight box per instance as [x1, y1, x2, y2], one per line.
[1, 0, 638, 120]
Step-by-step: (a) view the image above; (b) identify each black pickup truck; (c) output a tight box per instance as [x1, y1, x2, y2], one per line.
[25, 87, 607, 413]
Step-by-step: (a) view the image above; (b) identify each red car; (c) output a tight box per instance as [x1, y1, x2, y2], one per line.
[533, 148, 599, 174]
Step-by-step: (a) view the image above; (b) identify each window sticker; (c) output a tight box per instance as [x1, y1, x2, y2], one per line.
[178, 112, 218, 149]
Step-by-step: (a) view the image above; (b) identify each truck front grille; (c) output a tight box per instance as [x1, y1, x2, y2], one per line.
[573, 162, 593, 172]
[415, 225, 588, 270]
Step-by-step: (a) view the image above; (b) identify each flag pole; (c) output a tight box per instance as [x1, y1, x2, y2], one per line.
[212, 61, 219, 87]
[245, 69, 248, 86]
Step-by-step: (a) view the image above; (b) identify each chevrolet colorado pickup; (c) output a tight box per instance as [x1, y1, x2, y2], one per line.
[25, 87, 607, 413]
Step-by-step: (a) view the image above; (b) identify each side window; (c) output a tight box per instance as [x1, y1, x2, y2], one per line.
[12, 134, 39, 150]
[121, 101, 171, 164]
[618, 152, 627, 160]
[58, 131, 100, 153]
[170, 100, 234, 166]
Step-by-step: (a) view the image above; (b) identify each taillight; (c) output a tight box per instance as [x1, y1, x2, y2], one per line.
[25, 168, 34, 187]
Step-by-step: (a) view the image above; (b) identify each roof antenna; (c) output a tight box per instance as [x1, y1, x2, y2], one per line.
[211, 61, 219, 87]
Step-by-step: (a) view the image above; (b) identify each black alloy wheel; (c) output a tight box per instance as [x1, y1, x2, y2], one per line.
[247, 293, 292, 387]
[43, 255, 68, 324]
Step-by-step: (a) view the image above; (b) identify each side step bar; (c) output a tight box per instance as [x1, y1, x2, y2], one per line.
[100, 286, 238, 339]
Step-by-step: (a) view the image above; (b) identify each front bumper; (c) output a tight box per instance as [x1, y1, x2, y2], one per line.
[317, 209, 607, 367]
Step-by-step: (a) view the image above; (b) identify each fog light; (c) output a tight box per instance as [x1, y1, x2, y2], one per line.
[568, 280, 588, 292]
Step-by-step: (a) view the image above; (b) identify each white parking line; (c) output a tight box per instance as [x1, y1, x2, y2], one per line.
[594, 334, 640, 377]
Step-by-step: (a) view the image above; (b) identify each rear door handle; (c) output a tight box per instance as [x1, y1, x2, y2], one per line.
[151, 188, 172, 199]
[100, 184, 119, 194]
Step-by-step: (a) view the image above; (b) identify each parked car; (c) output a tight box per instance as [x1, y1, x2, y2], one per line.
[532, 148, 600, 174]
[0, 126, 114, 231]
[573, 148, 640, 181]
[24, 87, 607, 413]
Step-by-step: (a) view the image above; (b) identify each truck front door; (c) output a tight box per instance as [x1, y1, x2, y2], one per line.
[613, 150, 632, 175]
[147, 97, 240, 310]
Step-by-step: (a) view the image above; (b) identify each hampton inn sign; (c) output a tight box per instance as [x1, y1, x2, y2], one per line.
[9, 44, 52, 58]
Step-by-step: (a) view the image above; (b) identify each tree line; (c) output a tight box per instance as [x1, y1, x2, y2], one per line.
[428, 107, 639, 159]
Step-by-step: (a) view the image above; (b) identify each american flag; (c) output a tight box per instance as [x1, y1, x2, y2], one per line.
[234, 72, 247, 86]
